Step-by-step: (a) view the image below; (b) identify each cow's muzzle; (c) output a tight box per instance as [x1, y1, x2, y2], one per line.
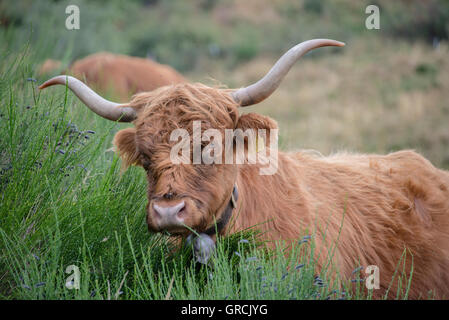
[151, 200, 186, 229]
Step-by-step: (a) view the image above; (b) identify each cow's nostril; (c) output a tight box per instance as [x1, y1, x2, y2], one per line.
[177, 204, 187, 217]
[177, 202, 186, 214]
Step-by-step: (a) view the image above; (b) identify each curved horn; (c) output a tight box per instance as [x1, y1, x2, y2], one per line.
[232, 39, 345, 106]
[38, 75, 137, 122]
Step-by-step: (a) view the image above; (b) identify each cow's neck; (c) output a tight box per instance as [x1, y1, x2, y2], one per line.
[203, 185, 238, 236]
[228, 152, 311, 241]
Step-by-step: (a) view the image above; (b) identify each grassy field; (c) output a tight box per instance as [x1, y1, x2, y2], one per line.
[1, 0, 448, 300]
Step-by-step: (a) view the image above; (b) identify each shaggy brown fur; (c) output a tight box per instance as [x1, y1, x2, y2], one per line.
[38, 52, 185, 101]
[113, 83, 449, 299]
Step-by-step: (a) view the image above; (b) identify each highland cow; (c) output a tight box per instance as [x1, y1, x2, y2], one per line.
[39, 39, 449, 299]
[38, 52, 185, 101]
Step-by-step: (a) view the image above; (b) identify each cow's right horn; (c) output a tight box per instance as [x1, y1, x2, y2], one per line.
[232, 39, 345, 107]
[39, 75, 137, 122]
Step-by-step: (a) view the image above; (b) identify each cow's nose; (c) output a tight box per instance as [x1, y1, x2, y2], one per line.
[153, 201, 185, 218]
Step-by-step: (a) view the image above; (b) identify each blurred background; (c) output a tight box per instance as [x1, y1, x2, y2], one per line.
[2, 0, 449, 167]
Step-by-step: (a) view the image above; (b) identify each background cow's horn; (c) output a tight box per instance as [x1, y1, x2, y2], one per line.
[38, 75, 137, 122]
[231, 39, 345, 107]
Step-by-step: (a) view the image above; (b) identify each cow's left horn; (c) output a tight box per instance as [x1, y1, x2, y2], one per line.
[232, 39, 345, 107]
[38, 75, 137, 122]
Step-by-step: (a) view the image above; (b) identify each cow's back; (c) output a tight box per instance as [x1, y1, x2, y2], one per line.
[69, 52, 185, 101]
[294, 150, 449, 299]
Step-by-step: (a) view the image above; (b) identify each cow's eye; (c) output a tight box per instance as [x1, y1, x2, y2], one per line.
[140, 154, 151, 170]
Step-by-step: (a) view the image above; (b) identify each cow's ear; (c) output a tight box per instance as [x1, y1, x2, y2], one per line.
[113, 128, 142, 169]
[235, 113, 278, 152]
[236, 113, 278, 132]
